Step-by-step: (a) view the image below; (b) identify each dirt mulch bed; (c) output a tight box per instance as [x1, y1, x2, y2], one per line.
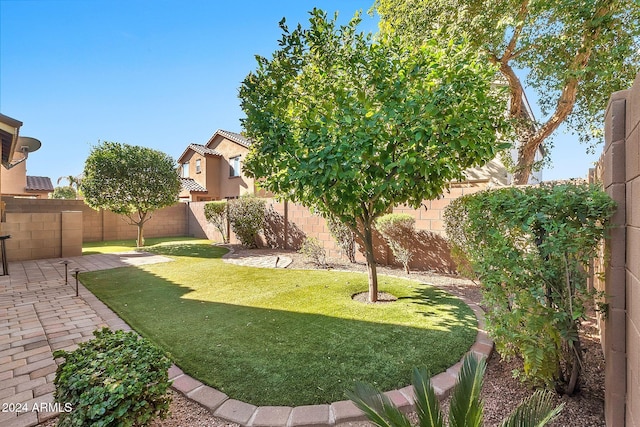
[41, 247, 605, 426]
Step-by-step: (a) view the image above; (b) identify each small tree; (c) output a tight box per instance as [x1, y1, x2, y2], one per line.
[240, 9, 511, 302]
[227, 195, 266, 248]
[348, 353, 563, 427]
[299, 237, 328, 268]
[443, 183, 615, 394]
[51, 186, 77, 200]
[325, 213, 356, 263]
[204, 200, 229, 243]
[81, 141, 181, 247]
[375, 213, 415, 274]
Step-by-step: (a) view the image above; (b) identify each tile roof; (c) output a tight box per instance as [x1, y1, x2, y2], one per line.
[180, 178, 207, 193]
[216, 130, 252, 148]
[26, 176, 54, 192]
[188, 144, 222, 157]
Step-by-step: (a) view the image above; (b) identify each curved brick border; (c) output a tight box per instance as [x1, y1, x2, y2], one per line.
[82, 282, 492, 427]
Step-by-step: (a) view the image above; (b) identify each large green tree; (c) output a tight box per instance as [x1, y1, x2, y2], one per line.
[375, 0, 640, 183]
[239, 9, 510, 302]
[81, 141, 181, 247]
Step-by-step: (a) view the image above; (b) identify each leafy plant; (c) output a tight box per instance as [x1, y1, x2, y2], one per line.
[299, 237, 328, 268]
[326, 213, 357, 263]
[53, 328, 172, 427]
[443, 183, 616, 394]
[227, 194, 266, 248]
[348, 352, 563, 427]
[51, 186, 77, 200]
[375, 213, 415, 274]
[204, 200, 229, 243]
[240, 8, 511, 301]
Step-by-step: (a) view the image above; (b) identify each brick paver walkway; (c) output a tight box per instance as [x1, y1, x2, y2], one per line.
[0, 253, 172, 427]
[1, 251, 493, 427]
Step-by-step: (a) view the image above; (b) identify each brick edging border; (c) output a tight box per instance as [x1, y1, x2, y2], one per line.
[79, 282, 493, 427]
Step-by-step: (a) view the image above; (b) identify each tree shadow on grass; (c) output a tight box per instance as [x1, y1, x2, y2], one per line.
[81, 266, 477, 407]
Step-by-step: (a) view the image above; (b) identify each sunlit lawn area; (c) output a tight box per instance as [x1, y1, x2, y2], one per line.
[82, 236, 206, 254]
[80, 240, 477, 406]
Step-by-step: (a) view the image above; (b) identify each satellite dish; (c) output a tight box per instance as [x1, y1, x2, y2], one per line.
[3, 136, 42, 169]
[16, 136, 42, 154]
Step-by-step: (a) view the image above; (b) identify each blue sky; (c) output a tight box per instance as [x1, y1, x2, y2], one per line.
[1, 0, 601, 185]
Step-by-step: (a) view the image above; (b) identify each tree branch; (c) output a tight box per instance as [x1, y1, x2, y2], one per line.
[500, 0, 530, 63]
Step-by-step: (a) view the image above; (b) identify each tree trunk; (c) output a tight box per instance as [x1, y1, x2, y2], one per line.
[565, 334, 582, 396]
[136, 211, 148, 248]
[362, 221, 379, 303]
[136, 222, 145, 248]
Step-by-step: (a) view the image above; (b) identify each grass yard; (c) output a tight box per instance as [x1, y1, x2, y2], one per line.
[83, 236, 205, 254]
[80, 240, 478, 406]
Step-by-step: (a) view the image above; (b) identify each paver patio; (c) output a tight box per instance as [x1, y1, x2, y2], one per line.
[0, 251, 492, 427]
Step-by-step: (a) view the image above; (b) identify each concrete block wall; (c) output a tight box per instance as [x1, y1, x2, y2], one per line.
[1, 198, 189, 261]
[187, 184, 487, 273]
[598, 71, 640, 427]
[625, 74, 640, 427]
[2, 212, 63, 260]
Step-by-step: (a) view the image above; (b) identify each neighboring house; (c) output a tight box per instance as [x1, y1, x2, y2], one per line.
[1, 154, 53, 198]
[0, 113, 53, 199]
[0, 113, 21, 168]
[178, 129, 257, 202]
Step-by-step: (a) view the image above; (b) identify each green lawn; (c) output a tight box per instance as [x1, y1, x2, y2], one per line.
[80, 241, 477, 406]
[82, 236, 206, 254]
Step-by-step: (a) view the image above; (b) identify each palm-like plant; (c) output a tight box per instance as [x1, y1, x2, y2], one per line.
[57, 175, 83, 199]
[347, 353, 563, 427]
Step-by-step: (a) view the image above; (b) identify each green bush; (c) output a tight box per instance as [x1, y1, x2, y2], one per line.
[325, 214, 356, 263]
[228, 195, 266, 248]
[443, 183, 615, 394]
[204, 200, 229, 243]
[375, 213, 415, 274]
[299, 237, 327, 267]
[51, 186, 77, 200]
[53, 328, 172, 427]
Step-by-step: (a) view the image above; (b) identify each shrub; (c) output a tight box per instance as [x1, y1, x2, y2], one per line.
[204, 200, 229, 243]
[53, 328, 172, 427]
[299, 237, 327, 268]
[348, 352, 563, 427]
[228, 195, 266, 248]
[443, 183, 616, 394]
[375, 213, 415, 274]
[325, 214, 356, 263]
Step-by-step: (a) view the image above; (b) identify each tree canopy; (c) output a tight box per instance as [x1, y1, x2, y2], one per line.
[51, 186, 77, 200]
[81, 141, 180, 247]
[239, 9, 511, 301]
[375, 0, 640, 183]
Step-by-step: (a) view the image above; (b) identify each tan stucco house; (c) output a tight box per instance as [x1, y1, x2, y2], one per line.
[0, 114, 53, 199]
[178, 129, 257, 202]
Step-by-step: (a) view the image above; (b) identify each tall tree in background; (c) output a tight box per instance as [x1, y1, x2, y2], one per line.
[57, 175, 83, 199]
[81, 141, 180, 247]
[239, 9, 510, 302]
[375, 0, 640, 183]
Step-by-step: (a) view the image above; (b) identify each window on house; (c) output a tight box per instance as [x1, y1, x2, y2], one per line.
[182, 162, 189, 178]
[195, 159, 201, 174]
[229, 156, 241, 177]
